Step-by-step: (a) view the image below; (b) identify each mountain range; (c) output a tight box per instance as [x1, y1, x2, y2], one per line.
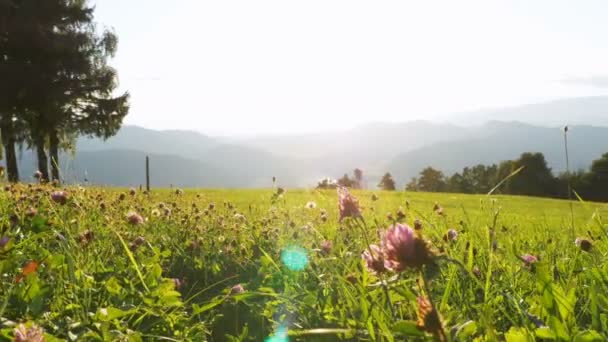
[13, 96, 608, 188]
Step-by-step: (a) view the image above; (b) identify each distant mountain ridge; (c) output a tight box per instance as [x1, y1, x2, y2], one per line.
[13, 96, 608, 188]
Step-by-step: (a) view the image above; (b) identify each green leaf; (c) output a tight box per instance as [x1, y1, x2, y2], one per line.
[549, 316, 570, 341]
[536, 327, 556, 340]
[105, 277, 122, 295]
[96, 307, 133, 321]
[113, 231, 149, 293]
[192, 296, 225, 315]
[505, 327, 534, 342]
[573, 330, 604, 342]
[392, 320, 425, 337]
[31, 216, 48, 233]
[455, 320, 478, 339]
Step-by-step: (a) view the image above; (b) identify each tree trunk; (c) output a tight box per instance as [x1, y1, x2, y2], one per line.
[49, 127, 60, 183]
[0, 123, 19, 182]
[35, 134, 49, 182]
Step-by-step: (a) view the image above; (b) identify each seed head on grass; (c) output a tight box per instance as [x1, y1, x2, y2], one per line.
[13, 323, 45, 342]
[444, 229, 458, 242]
[416, 297, 444, 338]
[575, 238, 592, 252]
[50, 191, 68, 205]
[230, 284, 245, 295]
[520, 254, 538, 266]
[127, 212, 144, 225]
[33, 171, 43, 181]
[320, 240, 332, 255]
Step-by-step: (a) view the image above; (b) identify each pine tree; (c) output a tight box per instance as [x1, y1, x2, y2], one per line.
[378, 172, 396, 191]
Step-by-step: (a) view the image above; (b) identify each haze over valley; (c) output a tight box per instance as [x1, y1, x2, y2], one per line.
[14, 96, 606, 188]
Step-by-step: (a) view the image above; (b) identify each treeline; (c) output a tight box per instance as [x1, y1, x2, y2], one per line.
[406, 152, 608, 201]
[316, 169, 398, 191]
[0, 0, 128, 183]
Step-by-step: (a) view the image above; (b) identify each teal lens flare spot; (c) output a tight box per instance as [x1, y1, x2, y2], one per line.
[265, 326, 288, 342]
[281, 246, 308, 271]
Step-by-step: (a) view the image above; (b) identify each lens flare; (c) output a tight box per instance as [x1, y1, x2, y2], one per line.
[265, 325, 288, 342]
[281, 245, 308, 271]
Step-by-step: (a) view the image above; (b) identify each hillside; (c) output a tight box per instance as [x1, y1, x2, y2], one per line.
[387, 122, 608, 184]
[27, 121, 608, 188]
[446, 96, 608, 126]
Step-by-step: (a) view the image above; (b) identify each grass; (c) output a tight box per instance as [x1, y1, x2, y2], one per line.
[0, 184, 607, 341]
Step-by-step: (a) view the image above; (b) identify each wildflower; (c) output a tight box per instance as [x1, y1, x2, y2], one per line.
[320, 240, 332, 255]
[520, 254, 538, 266]
[472, 266, 481, 278]
[361, 244, 388, 274]
[50, 191, 68, 205]
[234, 213, 246, 222]
[13, 323, 45, 342]
[78, 230, 94, 246]
[371, 194, 379, 201]
[575, 238, 592, 252]
[383, 223, 435, 271]
[0, 236, 9, 249]
[208, 202, 215, 210]
[129, 236, 146, 251]
[55, 233, 66, 242]
[173, 278, 183, 290]
[277, 187, 285, 195]
[414, 219, 423, 230]
[151, 209, 161, 217]
[175, 188, 183, 196]
[338, 187, 361, 222]
[118, 193, 126, 201]
[444, 229, 458, 242]
[305, 201, 316, 209]
[230, 284, 245, 295]
[126, 212, 144, 225]
[33, 170, 43, 180]
[416, 297, 444, 338]
[25, 207, 37, 218]
[396, 207, 406, 221]
[188, 239, 201, 250]
[129, 188, 136, 196]
[16, 261, 39, 283]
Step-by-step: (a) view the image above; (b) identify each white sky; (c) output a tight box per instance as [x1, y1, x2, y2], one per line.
[93, 0, 608, 136]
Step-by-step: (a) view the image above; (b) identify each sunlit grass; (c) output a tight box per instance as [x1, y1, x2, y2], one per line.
[0, 185, 606, 340]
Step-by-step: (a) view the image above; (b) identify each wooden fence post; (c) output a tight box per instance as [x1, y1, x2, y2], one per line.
[146, 156, 150, 192]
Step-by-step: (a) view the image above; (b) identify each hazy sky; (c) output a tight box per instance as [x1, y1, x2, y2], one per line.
[93, 0, 608, 136]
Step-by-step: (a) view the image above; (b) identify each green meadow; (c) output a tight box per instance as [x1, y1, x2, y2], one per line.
[1, 185, 607, 341]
